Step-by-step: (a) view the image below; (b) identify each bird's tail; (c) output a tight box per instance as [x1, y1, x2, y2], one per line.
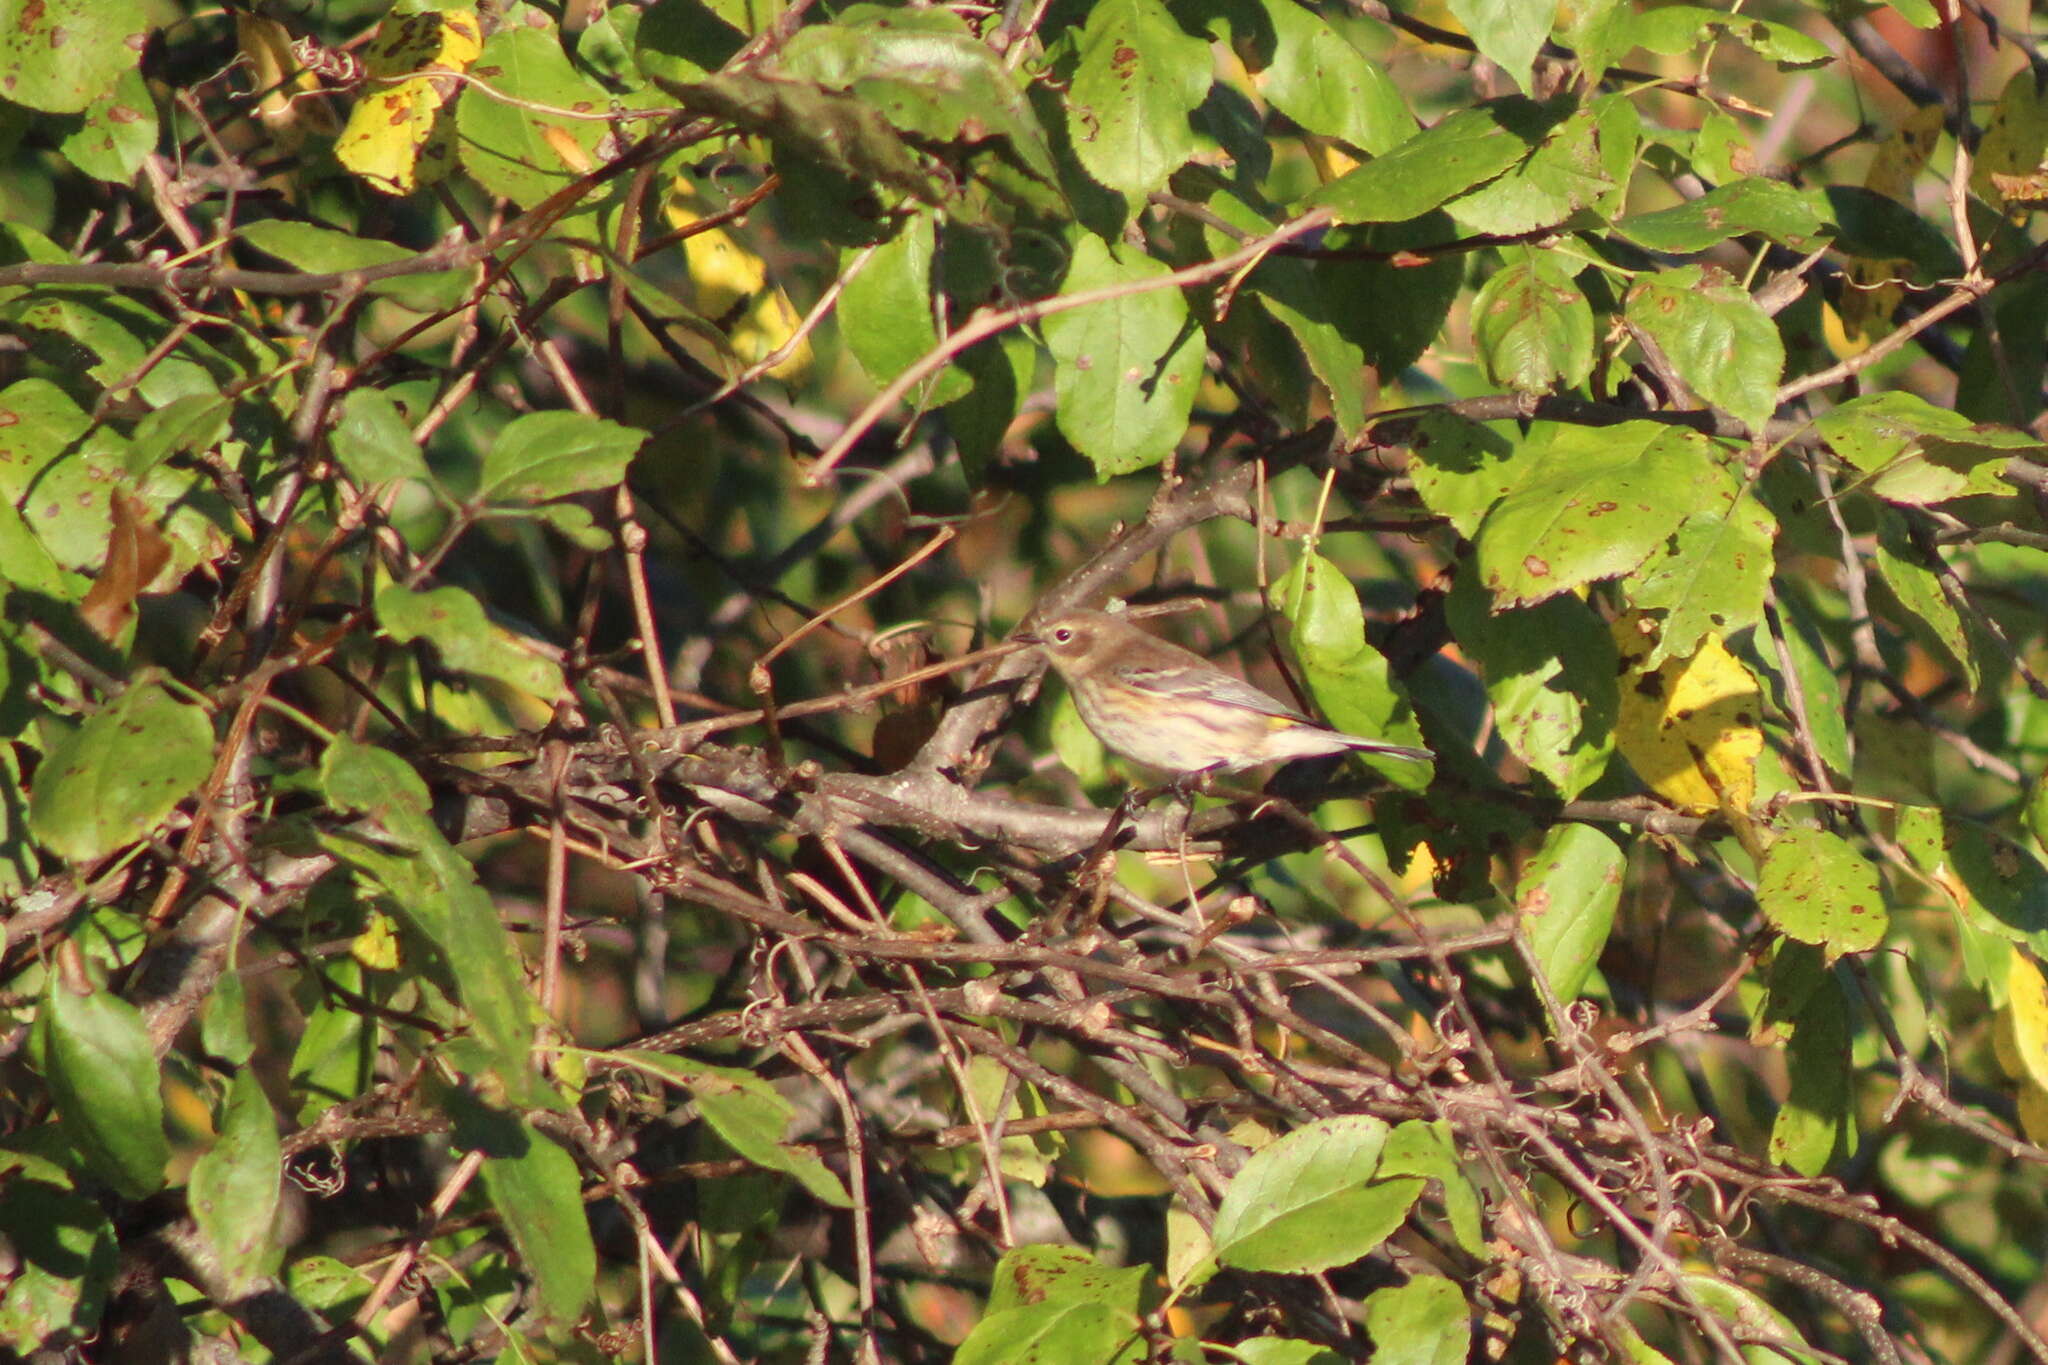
[1338, 734, 1434, 763]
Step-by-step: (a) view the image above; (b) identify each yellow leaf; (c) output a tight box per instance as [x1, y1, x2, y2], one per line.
[1866, 103, 1944, 200]
[668, 199, 811, 379]
[729, 286, 814, 380]
[351, 909, 403, 970]
[236, 14, 339, 145]
[334, 9, 482, 196]
[1837, 105, 1944, 348]
[679, 221, 769, 315]
[1612, 613, 1764, 817]
[2006, 950, 2048, 1095]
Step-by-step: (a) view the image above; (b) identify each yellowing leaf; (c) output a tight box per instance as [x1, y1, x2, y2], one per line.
[1973, 70, 2048, 219]
[2005, 950, 2048, 1095]
[671, 207, 811, 379]
[730, 287, 814, 380]
[334, 9, 482, 196]
[1612, 613, 1764, 817]
[1838, 105, 1943, 348]
[351, 909, 403, 971]
[2018, 1080, 2048, 1145]
[1865, 104, 1944, 201]
[677, 220, 769, 315]
[236, 14, 339, 145]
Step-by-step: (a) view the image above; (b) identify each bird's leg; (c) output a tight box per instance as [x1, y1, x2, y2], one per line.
[1039, 785, 1144, 939]
[1160, 766, 1223, 870]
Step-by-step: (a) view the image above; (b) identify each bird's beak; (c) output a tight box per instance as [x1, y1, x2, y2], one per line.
[1014, 628, 1042, 647]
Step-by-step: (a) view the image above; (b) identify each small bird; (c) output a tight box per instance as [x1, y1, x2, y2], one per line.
[1018, 610, 1433, 779]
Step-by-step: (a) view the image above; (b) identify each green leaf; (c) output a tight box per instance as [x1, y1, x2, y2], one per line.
[1624, 266, 1784, 435]
[1301, 97, 1562, 224]
[676, 72, 939, 213]
[332, 389, 430, 486]
[1254, 0, 1412, 154]
[1403, 410, 1521, 536]
[838, 216, 970, 403]
[287, 969, 374, 1125]
[1197, 187, 1369, 433]
[1276, 551, 1431, 788]
[7, 288, 231, 405]
[1447, 0, 1550, 94]
[1679, 1273, 1824, 1360]
[1688, 108, 1754, 186]
[954, 1301, 1144, 1365]
[475, 411, 644, 505]
[1623, 6, 1831, 68]
[953, 1249, 1151, 1363]
[1212, 1114, 1423, 1274]
[456, 25, 614, 210]
[41, 978, 169, 1198]
[1516, 823, 1624, 1003]
[28, 683, 214, 863]
[1315, 215, 1465, 377]
[1769, 972, 1856, 1175]
[477, 1124, 597, 1326]
[1234, 1341, 1344, 1365]
[1474, 421, 1723, 606]
[1471, 250, 1594, 393]
[1872, 508, 1978, 689]
[1628, 493, 1777, 662]
[319, 737, 541, 1092]
[1818, 391, 2042, 506]
[318, 732, 433, 837]
[780, 7, 1058, 189]
[1821, 185, 1964, 279]
[127, 393, 231, 476]
[0, 0, 147, 114]
[1443, 105, 1612, 237]
[0, 1163, 117, 1354]
[0, 497, 76, 599]
[189, 1068, 281, 1296]
[983, 1244, 1148, 1314]
[1362, 1275, 1470, 1365]
[621, 1053, 853, 1207]
[376, 585, 564, 697]
[1043, 236, 1203, 478]
[1915, 814, 2048, 954]
[1065, 0, 1210, 201]
[56, 65, 156, 183]
[1374, 1120, 1485, 1256]
[1445, 571, 1616, 799]
[944, 330, 1035, 478]
[1758, 591, 1849, 779]
[238, 220, 465, 314]
[0, 376, 135, 571]
[199, 968, 254, 1067]
[1614, 177, 1831, 253]
[1558, 0, 1632, 81]
[1758, 827, 1888, 962]
[636, 0, 747, 84]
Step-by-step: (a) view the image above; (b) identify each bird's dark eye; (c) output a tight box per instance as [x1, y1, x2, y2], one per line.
[1052, 627, 1074, 644]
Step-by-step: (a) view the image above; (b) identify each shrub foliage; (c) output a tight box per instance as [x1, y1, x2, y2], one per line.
[5, 0, 2048, 1361]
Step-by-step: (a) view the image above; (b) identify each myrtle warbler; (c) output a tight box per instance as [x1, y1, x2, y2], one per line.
[1018, 610, 1433, 778]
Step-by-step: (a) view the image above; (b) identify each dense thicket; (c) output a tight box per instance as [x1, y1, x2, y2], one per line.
[4, 1, 2048, 1361]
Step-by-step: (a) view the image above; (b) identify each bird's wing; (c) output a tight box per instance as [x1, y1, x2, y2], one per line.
[1115, 662, 1314, 724]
